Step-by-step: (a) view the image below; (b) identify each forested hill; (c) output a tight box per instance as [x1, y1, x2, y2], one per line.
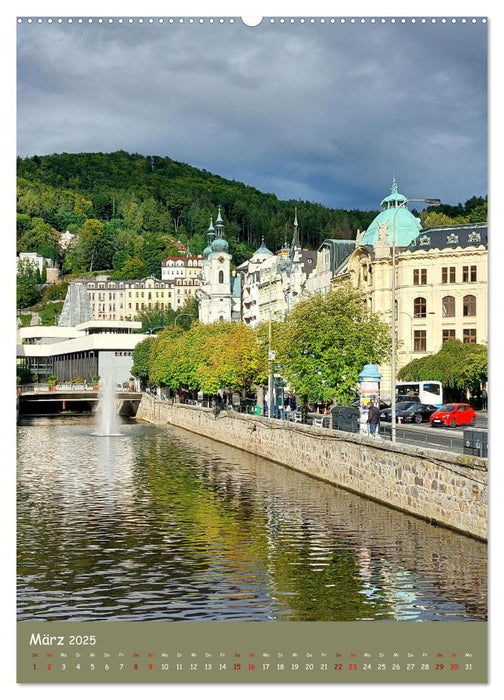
[16, 151, 486, 279]
[16, 151, 378, 272]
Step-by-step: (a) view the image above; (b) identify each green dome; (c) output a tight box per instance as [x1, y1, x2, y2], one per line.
[211, 237, 229, 253]
[203, 217, 216, 257]
[361, 180, 421, 247]
[380, 179, 408, 207]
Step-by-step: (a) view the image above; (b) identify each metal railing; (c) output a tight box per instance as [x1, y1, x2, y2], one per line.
[17, 382, 127, 393]
[176, 398, 468, 454]
[377, 422, 463, 453]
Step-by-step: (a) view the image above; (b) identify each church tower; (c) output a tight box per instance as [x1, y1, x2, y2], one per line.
[198, 207, 234, 324]
[290, 207, 302, 262]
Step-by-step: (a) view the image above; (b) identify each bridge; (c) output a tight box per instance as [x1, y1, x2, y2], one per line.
[17, 386, 143, 420]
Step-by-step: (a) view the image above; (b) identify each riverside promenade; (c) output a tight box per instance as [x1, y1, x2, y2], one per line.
[137, 394, 487, 541]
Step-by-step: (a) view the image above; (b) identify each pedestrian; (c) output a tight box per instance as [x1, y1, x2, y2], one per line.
[367, 401, 381, 438]
[481, 388, 487, 410]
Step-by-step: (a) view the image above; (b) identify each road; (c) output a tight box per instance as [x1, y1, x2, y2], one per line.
[378, 411, 488, 454]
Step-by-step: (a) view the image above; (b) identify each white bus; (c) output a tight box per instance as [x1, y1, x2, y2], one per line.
[395, 381, 443, 407]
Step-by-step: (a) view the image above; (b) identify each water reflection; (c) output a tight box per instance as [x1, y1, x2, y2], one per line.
[17, 421, 487, 622]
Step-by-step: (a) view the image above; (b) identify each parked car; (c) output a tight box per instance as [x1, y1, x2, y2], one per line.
[353, 399, 390, 410]
[380, 401, 419, 422]
[396, 394, 421, 403]
[397, 403, 438, 424]
[429, 403, 477, 428]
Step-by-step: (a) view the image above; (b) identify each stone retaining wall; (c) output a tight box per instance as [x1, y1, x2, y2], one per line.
[137, 395, 488, 540]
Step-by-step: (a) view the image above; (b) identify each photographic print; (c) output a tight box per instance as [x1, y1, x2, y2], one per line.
[15, 10, 488, 686]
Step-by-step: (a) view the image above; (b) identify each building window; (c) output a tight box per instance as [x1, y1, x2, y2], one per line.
[463, 295, 476, 317]
[413, 297, 427, 318]
[442, 329, 456, 343]
[414, 330, 427, 352]
[442, 267, 456, 284]
[463, 265, 477, 282]
[442, 296, 455, 317]
[413, 269, 427, 285]
[219, 271, 224, 284]
[463, 329, 477, 344]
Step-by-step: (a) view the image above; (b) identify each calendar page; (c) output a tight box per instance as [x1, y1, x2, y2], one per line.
[15, 4, 489, 689]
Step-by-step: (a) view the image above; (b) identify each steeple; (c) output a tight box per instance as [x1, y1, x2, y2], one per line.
[203, 217, 216, 258]
[290, 207, 301, 259]
[215, 205, 225, 239]
[207, 217, 216, 242]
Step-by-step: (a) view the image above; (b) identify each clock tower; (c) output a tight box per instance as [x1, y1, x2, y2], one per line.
[198, 207, 238, 324]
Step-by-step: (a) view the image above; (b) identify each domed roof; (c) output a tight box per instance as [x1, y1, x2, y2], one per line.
[360, 180, 421, 247]
[211, 237, 229, 253]
[380, 179, 408, 207]
[203, 217, 216, 258]
[251, 237, 273, 261]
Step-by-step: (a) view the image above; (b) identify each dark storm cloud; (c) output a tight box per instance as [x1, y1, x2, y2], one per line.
[16, 18, 487, 209]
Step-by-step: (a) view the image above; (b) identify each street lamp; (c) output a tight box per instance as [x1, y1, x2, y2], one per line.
[267, 267, 278, 418]
[390, 197, 440, 442]
[398, 311, 414, 361]
[145, 326, 165, 335]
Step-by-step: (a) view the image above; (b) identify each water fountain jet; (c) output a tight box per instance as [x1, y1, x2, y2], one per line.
[93, 376, 123, 436]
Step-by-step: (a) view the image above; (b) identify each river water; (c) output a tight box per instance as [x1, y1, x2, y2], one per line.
[17, 419, 487, 622]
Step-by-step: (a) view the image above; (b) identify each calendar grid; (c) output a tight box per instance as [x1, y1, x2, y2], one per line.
[17, 621, 487, 683]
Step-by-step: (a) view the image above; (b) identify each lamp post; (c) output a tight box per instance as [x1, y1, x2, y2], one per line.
[390, 197, 440, 442]
[267, 266, 278, 418]
[398, 311, 414, 361]
[145, 326, 164, 336]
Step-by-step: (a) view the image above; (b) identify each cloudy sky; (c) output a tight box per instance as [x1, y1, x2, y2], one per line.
[16, 13, 487, 211]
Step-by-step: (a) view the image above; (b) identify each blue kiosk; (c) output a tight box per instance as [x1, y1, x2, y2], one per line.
[358, 363, 382, 435]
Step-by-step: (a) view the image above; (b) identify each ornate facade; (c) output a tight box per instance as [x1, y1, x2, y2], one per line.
[332, 181, 488, 397]
[197, 208, 241, 324]
[85, 276, 194, 320]
[237, 211, 316, 326]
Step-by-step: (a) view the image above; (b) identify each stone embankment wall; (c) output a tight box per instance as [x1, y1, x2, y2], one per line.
[137, 395, 488, 540]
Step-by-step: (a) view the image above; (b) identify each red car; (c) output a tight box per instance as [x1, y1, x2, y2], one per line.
[429, 403, 477, 428]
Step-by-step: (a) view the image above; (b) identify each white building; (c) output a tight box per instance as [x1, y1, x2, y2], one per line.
[332, 180, 488, 397]
[198, 208, 241, 324]
[236, 238, 274, 327]
[161, 255, 203, 283]
[17, 252, 60, 284]
[17, 320, 149, 386]
[237, 211, 316, 326]
[304, 238, 356, 295]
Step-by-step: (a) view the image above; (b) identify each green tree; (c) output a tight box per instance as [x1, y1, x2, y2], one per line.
[149, 321, 266, 395]
[16, 213, 32, 238]
[16, 259, 42, 308]
[137, 307, 177, 334]
[39, 302, 64, 326]
[40, 281, 68, 303]
[140, 233, 180, 277]
[131, 336, 155, 386]
[112, 255, 147, 280]
[17, 217, 59, 260]
[398, 339, 487, 397]
[274, 286, 391, 405]
[75, 218, 106, 272]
